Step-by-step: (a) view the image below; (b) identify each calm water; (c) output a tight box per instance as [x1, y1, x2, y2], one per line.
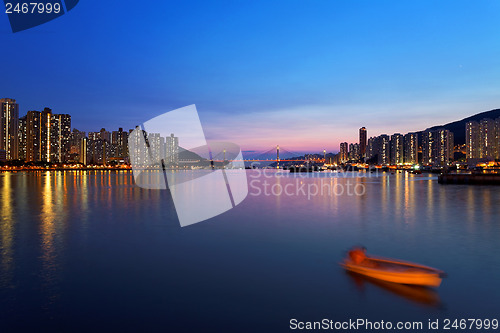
[0, 170, 499, 332]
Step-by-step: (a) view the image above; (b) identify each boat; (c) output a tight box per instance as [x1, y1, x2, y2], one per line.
[340, 250, 446, 288]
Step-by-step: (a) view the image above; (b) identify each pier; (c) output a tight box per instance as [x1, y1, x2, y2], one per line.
[438, 173, 500, 185]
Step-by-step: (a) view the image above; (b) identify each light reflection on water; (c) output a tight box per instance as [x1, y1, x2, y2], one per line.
[0, 173, 14, 288]
[0, 170, 499, 332]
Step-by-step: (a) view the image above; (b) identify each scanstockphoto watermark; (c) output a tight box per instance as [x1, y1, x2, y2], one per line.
[248, 169, 367, 200]
[249, 178, 366, 199]
[129, 105, 248, 227]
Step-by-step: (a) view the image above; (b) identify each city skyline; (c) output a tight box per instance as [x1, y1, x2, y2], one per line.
[2, 1, 500, 151]
[4, 95, 500, 155]
[2, 96, 500, 165]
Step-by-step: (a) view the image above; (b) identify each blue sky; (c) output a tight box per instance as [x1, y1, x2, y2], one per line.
[1, 0, 500, 152]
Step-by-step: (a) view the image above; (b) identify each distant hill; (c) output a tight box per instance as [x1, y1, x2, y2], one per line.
[178, 147, 206, 161]
[419, 108, 500, 145]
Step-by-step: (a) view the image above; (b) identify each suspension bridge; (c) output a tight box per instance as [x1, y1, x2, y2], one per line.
[209, 145, 328, 168]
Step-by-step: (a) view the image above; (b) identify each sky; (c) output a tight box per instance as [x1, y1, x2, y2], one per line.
[1, 0, 500, 153]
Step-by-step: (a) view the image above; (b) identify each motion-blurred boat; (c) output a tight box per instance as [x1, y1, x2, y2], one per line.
[340, 252, 446, 288]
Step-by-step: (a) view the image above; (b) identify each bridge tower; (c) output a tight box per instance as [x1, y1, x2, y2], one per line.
[277, 145, 280, 169]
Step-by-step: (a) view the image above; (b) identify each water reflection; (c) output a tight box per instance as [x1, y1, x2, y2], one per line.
[40, 172, 67, 306]
[0, 170, 499, 331]
[79, 171, 90, 237]
[381, 176, 388, 216]
[0, 173, 14, 287]
[345, 271, 443, 308]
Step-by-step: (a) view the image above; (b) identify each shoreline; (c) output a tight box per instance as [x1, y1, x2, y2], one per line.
[0, 167, 132, 172]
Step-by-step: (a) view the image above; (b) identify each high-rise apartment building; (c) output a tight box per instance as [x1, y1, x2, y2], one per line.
[50, 113, 72, 162]
[88, 132, 99, 141]
[147, 133, 164, 164]
[367, 137, 376, 161]
[18, 115, 27, 161]
[70, 129, 85, 151]
[497, 118, 500, 159]
[80, 137, 88, 165]
[88, 138, 106, 165]
[128, 127, 147, 166]
[379, 134, 390, 165]
[465, 117, 500, 162]
[348, 143, 360, 161]
[165, 133, 179, 166]
[366, 135, 390, 165]
[19, 108, 71, 163]
[466, 121, 481, 160]
[69, 129, 86, 162]
[390, 133, 404, 165]
[21, 111, 40, 162]
[87, 130, 109, 164]
[403, 132, 419, 164]
[40, 108, 52, 162]
[421, 130, 433, 165]
[99, 128, 110, 143]
[111, 128, 128, 159]
[0, 98, 19, 160]
[479, 119, 498, 160]
[422, 128, 454, 166]
[359, 127, 367, 159]
[339, 142, 348, 163]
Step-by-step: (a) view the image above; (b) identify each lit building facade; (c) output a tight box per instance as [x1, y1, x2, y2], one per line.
[20, 111, 41, 162]
[390, 133, 404, 165]
[87, 138, 106, 165]
[50, 113, 72, 162]
[129, 127, 147, 167]
[380, 134, 390, 165]
[497, 118, 500, 159]
[99, 128, 110, 142]
[366, 134, 390, 165]
[422, 128, 454, 166]
[465, 117, 500, 162]
[359, 127, 367, 159]
[165, 133, 179, 166]
[367, 137, 376, 161]
[403, 132, 419, 164]
[111, 128, 128, 159]
[147, 133, 164, 164]
[466, 121, 481, 160]
[18, 108, 71, 163]
[0, 98, 19, 160]
[479, 119, 498, 160]
[80, 137, 88, 165]
[18, 115, 27, 161]
[339, 142, 348, 163]
[349, 143, 360, 161]
[69, 129, 86, 162]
